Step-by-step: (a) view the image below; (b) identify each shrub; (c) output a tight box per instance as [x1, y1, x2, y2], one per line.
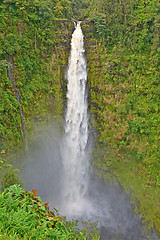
[0, 185, 100, 239]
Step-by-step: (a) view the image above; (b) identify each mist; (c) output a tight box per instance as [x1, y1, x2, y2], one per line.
[19, 121, 64, 209]
[18, 120, 158, 240]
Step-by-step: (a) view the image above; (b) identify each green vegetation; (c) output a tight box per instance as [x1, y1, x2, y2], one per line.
[0, 184, 99, 239]
[0, 151, 23, 192]
[0, 0, 75, 151]
[85, 0, 160, 234]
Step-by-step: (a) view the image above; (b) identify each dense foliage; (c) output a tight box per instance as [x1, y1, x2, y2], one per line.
[0, 184, 99, 239]
[0, 151, 22, 192]
[85, 0, 160, 233]
[0, 0, 75, 151]
[89, 0, 160, 187]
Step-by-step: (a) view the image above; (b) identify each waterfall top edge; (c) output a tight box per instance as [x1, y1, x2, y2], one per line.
[77, 21, 81, 28]
[74, 21, 82, 29]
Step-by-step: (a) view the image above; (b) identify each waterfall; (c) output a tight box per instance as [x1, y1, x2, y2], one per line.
[62, 22, 91, 216]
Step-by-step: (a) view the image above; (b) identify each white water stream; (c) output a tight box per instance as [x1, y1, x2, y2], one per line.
[61, 22, 91, 216]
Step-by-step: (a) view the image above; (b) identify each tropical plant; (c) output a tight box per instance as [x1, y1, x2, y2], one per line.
[0, 185, 100, 239]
